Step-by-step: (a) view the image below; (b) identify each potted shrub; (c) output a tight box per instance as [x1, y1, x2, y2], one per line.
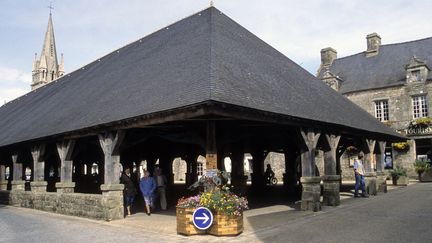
[176, 170, 248, 236]
[390, 166, 408, 186]
[413, 160, 431, 181]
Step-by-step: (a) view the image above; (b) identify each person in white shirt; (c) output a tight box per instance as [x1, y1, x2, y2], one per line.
[353, 153, 368, 198]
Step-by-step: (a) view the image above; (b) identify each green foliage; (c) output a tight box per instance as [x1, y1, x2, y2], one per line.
[390, 165, 407, 179]
[414, 160, 431, 175]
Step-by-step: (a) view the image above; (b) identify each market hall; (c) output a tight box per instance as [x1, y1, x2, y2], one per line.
[0, 7, 404, 220]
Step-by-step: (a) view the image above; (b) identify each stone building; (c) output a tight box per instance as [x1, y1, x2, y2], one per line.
[317, 33, 432, 178]
[0, 7, 403, 220]
[31, 13, 64, 90]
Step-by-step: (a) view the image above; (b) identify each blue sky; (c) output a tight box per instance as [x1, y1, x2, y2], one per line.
[1, 0, 432, 104]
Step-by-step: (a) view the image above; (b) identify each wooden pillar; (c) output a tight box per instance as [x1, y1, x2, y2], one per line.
[30, 144, 47, 192]
[98, 130, 125, 221]
[323, 134, 341, 206]
[98, 130, 125, 186]
[299, 129, 321, 211]
[364, 138, 377, 196]
[0, 164, 7, 190]
[11, 153, 25, 191]
[158, 154, 174, 186]
[185, 152, 197, 186]
[56, 140, 76, 193]
[251, 149, 265, 190]
[231, 148, 246, 193]
[376, 141, 387, 193]
[206, 121, 217, 170]
[283, 149, 298, 194]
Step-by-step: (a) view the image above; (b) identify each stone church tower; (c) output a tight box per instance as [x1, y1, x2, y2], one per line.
[31, 13, 64, 90]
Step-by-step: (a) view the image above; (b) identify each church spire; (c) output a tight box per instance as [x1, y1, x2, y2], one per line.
[31, 10, 64, 90]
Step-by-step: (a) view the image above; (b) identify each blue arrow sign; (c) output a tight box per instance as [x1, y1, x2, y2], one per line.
[192, 207, 213, 230]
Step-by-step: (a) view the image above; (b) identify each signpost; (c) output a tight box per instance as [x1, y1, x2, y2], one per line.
[192, 207, 213, 230]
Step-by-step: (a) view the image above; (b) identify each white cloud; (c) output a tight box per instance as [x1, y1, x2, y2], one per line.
[0, 66, 31, 84]
[0, 87, 28, 106]
[0, 66, 31, 104]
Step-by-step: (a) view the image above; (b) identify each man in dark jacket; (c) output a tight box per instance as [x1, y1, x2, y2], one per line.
[120, 168, 137, 216]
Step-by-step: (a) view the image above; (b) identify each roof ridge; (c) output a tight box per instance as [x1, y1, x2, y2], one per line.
[335, 36, 432, 61]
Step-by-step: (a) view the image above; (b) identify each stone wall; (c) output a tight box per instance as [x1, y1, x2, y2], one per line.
[264, 152, 285, 182]
[343, 84, 431, 178]
[0, 190, 123, 221]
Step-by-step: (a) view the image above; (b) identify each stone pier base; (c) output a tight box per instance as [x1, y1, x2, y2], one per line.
[376, 173, 387, 193]
[56, 182, 76, 193]
[364, 172, 377, 196]
[300, 176, 321, 212]
[11, 180, 25, 191]
[30, 181, 48, 192]
[0, 181, 8, 190]
[322, 175, 340, 206]
[101, 184, 124, 221]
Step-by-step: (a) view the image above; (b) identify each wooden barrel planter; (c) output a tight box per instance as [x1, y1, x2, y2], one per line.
[208, 213, 243, 236]
[176, 207, 206, 235]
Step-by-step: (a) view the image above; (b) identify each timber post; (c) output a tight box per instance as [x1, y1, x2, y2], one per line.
[376, 141, 387, 193]
[56, 139, 76, 193]
[98, 130, 125, 221]
[323, 134, 341, 206]
[299, 128, 321, 211]
[11, 153, 25, 191]
[364, 139, 377, 196]
[30, 144, 47, 192]
[0, 164, 7, 190]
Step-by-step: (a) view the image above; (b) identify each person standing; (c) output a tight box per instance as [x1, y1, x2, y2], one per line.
[120, 168, 137, 216]
[139, 170, 156, 216]
[155, 168, 168, 210]
[353, 153, 368, 198]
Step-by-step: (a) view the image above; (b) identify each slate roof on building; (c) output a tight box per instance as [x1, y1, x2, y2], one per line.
[322, 37, 432, 94]
[0, 7, 403, 148]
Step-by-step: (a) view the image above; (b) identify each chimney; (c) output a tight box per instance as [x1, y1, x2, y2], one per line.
[366, 33, 381, 56]
[320, 47, 337, 66]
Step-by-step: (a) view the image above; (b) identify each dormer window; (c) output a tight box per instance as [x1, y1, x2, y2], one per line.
[405, 56, 429, 83]
[411, 70, 421, 82]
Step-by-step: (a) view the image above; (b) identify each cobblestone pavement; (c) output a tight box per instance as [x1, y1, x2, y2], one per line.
[1, 182, 431, 242]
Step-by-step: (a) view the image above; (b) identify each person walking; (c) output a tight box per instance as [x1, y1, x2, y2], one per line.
[154, 168, 168, 210]
[354, 153, 368, 198]
[139, 170, 156, 216]
[120, 168, 137, 216]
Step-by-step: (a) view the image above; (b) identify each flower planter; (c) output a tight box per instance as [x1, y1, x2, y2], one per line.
[392, 176, 409, 186]
[420, 170, 432, 182]
[176, 207, 244, 236]
[176, 207, 206, 235]
[208, 213, 243, 236]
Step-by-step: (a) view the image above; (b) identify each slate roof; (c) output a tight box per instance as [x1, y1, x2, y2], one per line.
[320, 37, 432, 94]
[0, 7, 403, 148]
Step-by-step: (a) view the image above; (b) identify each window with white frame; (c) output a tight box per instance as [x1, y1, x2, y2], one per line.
[197, 162, 203, 177]
[374, 100, 389, 121]
[412, 95, 428, 118]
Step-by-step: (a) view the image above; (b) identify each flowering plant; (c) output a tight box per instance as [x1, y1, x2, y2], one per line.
[178, 169, 248, 216]
[392, 142, 409, 152]
[176, 195, 201, 209]
[176, 188, 248, 217]
[409, 117, 432, 129]
[199, 187, 248, 217]
[345, 146, 358, 155]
